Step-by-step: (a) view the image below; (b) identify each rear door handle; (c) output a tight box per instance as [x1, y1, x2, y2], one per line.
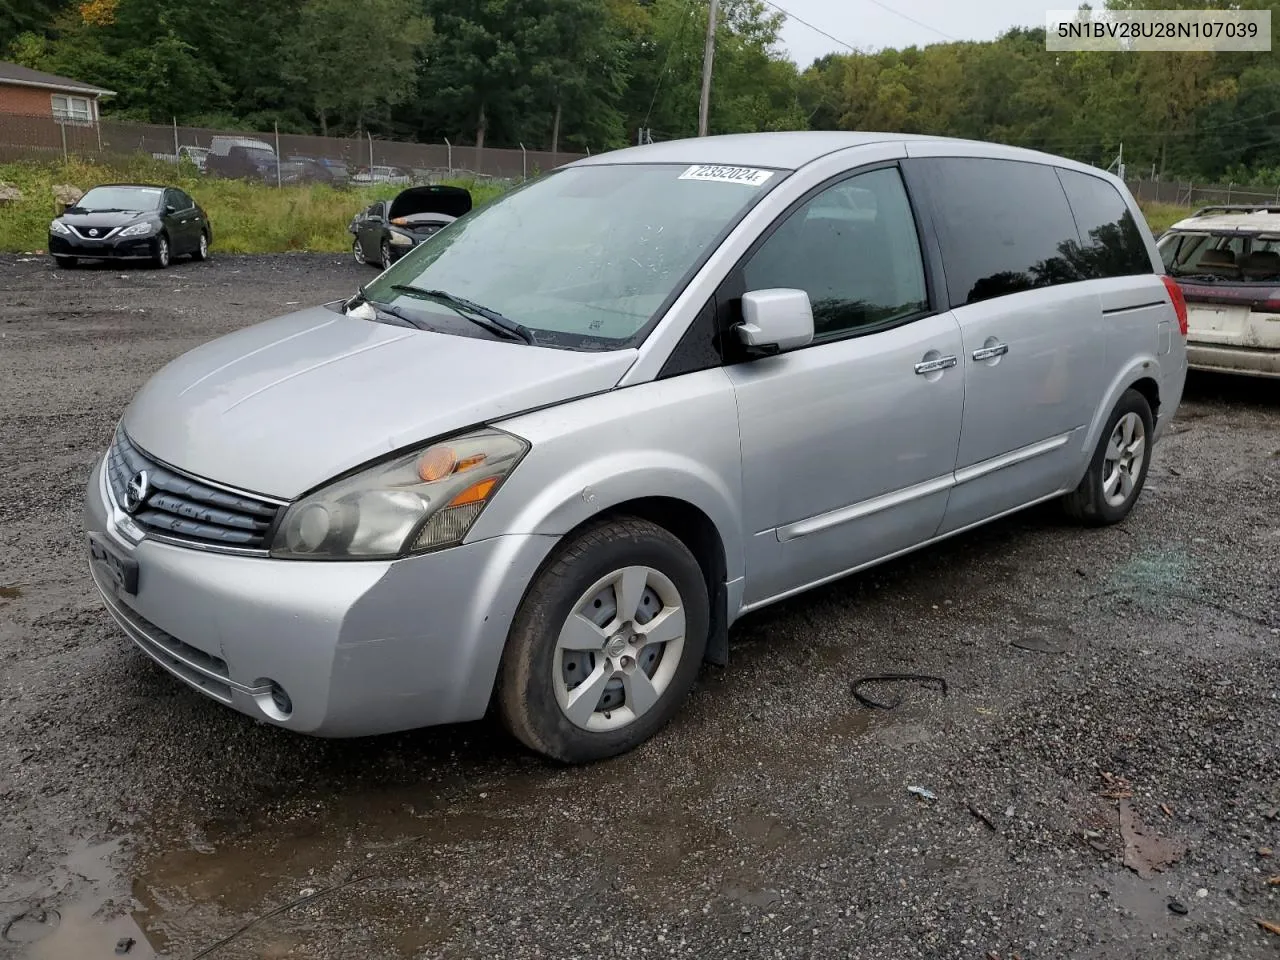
[972, 343, 1009, 361]
[914, 355, 958, 375]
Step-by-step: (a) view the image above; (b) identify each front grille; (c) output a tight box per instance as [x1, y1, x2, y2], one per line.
[69, 225, 120, 240]
[106, 428, 281, 550]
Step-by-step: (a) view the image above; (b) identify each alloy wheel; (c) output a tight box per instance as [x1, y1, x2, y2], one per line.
[1102, 412, 1146, 508]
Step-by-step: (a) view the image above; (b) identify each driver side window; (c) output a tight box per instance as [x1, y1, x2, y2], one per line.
[741, 166, 929, 340]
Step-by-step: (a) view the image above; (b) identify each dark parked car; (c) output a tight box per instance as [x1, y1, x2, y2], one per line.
[349, 185, 472, 267]
[48, 183, 212, 269]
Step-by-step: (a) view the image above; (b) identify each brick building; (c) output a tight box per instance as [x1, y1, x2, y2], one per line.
[0, 61, 114, 124]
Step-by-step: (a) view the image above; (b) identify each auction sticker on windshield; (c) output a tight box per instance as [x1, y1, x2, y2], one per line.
[678, 165, 774, 186]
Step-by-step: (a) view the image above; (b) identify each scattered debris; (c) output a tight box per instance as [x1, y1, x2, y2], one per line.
[907, 785, 937, 802]
[1010, 633, 1069, 654]
[2, 908, 60, 943]
[968, 802, 997, 831]
[1260, 847, 1274, 858]
[0, 181, 21, 204]
[1266, 876, 1280, 887]
[852, 674, 948, 710]
[115, 936, 136, 954]
[1257, 919, 1280, 937]
[1159, 803, 1174, 818]
[1167, 899, 1188, 915]
[1119, 801, 1186, 879]
[1196, 888, 1208, 898]
[1099, 771, 1134, 800]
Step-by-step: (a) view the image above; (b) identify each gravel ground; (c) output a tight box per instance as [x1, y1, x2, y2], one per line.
[0, 253, 1277, 960]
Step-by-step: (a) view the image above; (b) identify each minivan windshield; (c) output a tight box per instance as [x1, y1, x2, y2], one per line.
[361, 162, 783, 349]
[72, 186, 163, 212]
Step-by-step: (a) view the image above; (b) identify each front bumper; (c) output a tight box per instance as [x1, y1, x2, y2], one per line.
[49, 233, 161, 260]
[83, 456, 558, 737]
[1186, 342, 1280, 379]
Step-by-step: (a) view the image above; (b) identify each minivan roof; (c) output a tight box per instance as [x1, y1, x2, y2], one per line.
[568, 131, 1114, 177]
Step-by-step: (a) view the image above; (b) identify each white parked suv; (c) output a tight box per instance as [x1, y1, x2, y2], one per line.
[1158, 204, 1280, 378]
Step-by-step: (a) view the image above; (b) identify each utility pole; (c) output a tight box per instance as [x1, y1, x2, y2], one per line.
[698, 0, 719, 137]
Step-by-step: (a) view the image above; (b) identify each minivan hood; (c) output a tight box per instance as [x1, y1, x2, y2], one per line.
[121, 306, 637, 499]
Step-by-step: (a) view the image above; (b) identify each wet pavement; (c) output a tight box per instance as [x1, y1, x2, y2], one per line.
[1, 254, 1277, 959]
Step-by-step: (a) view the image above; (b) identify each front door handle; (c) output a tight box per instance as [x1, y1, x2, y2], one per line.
[972, 342, 1009, 361]
[914, 355, 958, 375]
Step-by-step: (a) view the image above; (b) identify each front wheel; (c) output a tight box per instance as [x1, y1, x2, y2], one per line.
[1062, 388, 1154, 525]
[152, 234, 170, 269]
[496, 517, 709, 764]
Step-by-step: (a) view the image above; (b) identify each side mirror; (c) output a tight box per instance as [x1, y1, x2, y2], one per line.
[736, 288, 814, 353]
[164, 203, 177, 214]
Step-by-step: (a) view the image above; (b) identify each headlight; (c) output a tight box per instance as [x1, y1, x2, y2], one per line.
[269, 428, 528, 560]
[388, 230, 414, 246]
[118, 222, 155, 237]
[50, 220, 71, 235]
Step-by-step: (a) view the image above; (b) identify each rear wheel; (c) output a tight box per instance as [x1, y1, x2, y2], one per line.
[352, 237, 367, 265]
[379, 239, 391, 267]
[496, 517, 709, 764]
[191, 231, 209, 262]
[1062, 388, 1154, 526]
[152, 234, 170, 269]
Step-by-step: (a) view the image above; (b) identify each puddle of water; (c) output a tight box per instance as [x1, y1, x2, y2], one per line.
[9, 838, 158, 960]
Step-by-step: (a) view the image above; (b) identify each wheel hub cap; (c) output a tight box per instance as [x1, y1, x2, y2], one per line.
[552, 565, 687, 733]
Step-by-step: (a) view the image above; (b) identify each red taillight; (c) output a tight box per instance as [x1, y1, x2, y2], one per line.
[1161, 275, 1188, 337]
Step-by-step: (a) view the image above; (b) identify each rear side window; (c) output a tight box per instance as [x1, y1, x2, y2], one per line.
[913, 157, 1082, 308]
[1056, 170, 1151, 278]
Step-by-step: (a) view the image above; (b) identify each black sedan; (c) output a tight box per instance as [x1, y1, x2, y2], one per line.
[48, 183, 212, 269]
[349, 185, 471, 268]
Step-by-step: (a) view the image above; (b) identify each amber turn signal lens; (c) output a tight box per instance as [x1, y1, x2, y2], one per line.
[417, 447, 457, 482]
[448, 477, 497, 507]
[456, 453, 487, 472]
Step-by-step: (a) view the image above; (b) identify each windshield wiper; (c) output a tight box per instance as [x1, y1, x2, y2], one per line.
[389, 284, 536, 344]
[1172, 272, 1222, 282]
[350, 285, 435, 330]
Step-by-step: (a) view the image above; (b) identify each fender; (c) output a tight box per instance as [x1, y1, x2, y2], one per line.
[473, 449, 746, 585]
[468, 368, 747, 585]
[1074, 354, 1160, 486]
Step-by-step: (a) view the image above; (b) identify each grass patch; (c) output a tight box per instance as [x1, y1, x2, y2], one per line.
[2, 155, 1194, 254]
[0, 156, 509, 254]
[1138, 200, 1191, 235]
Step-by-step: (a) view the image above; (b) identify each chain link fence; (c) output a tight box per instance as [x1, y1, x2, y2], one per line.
[0, 113, 586, 184]
[1127, 177, 1280, 209]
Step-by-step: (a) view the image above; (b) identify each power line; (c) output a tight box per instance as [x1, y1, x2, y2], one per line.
[761, 0, 857, 52]
[643, 0, 696, 130]
[858, 0, 958, 42]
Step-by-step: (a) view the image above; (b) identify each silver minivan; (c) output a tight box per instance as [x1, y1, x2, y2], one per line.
[84, 133, 1188, 763]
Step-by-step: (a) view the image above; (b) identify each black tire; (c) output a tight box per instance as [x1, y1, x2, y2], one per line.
[352, 237, 367, 265]
[1062, 388, 1154, 526]
[379, 239, 391, 267]
[152, 233, 170, 269]
[496, 516, 709, 764]
[54, 256, 78, 269]
[191, 230, 209, 262]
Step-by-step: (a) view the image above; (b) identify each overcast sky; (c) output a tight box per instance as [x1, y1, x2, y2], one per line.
[775, 0, 1051, 65]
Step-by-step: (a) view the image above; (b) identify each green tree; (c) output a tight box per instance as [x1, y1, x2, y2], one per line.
[278, 0, 429, 136]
